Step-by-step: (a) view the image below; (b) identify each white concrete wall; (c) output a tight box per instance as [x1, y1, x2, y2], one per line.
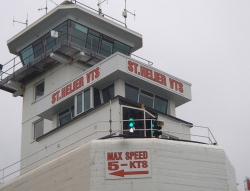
[0, 139, 237, 191]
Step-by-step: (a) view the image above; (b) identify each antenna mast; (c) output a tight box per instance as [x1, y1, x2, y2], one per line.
[50, 0, 58, 6]
[97, 0, 108, 15]
[38, 0, 48, 14]
[13, 14, 28, 28]
[122, 0, 135, 28]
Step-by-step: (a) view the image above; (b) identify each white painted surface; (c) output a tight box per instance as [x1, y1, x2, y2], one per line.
[0, 139, 237, 191]
[36, 53, 192, 119]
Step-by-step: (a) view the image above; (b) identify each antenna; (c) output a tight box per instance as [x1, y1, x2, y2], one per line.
[13, 14, 28, 28]
[50, 0, 58, 6]
[122, 0, 135, 28]
[38, 0, 48, 14]
[97, 0, 108, 16]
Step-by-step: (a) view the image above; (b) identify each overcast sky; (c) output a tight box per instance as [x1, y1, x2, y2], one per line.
[0, 0, 249, 189]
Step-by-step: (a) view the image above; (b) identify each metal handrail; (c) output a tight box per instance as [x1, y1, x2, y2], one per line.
[0, 118, 217, 184]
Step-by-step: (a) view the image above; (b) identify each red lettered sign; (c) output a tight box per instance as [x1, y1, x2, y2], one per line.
[105, 150, 151, 179]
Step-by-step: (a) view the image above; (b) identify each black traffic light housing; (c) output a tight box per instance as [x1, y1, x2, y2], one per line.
[152, 120, 164, 138]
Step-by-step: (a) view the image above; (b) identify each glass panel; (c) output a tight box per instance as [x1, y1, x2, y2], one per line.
[34, 120, 44, 139]
[86, 34, 99, 52]
[77, 93, 82, 114]
[59, 113, 71, 126]
[71, 106, 75, 117]
[139, 94, 153, 108]
[125, 83, 139, 102]
[20, 45, 34, 65]
[94, 88, 101, 107]
[35, 82, 44, 100]
[102, 84, 114, 103]
[33, 39, 44, 58]
[154, 96, 168, 114]
[71, 21, 88, 47]
[59, 108, 69, 117]
[141, 90, 153, 97]
[45, 32, 56, 51]
[113, 41, 130, 55]
[100, 40, 113, 57]
[84, 89, 90, 111]
[55, 22, 68, 44]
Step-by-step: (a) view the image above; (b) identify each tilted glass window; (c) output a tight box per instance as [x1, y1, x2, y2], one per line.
[76, 89, 91, 115]
[94, 88, 101, 107]
[45, 32, 56, 51]
[55, 21, 68, 44]
[34, 119, 44, 140]
[139, 90, 153, 108]
[102, 84, 114, 103]
[86, 34, 100, 52]
[100, 40, 113, 57]
[33, 39, 44, 58]
[71, 21, 88, 47]
[113, 41, 130, 55]
[154, 95, 168, 114]
[20, 45, 34, 65]
[35, 81, 44, 100]
[58, 106, 74, 126]
[125, 83, 139, 102]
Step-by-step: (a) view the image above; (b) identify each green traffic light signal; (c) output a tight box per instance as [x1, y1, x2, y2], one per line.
[128, 118, 135, 128]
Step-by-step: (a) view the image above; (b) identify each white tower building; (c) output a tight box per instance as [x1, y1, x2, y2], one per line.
[0, 1, 237, 191]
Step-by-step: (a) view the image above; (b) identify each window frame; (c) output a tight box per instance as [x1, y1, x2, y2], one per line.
[33, 119, 44, 140]
[125, 83, 169, 114]
[75, 88, 91, 116]
[34, 81, 45, 101]
[58, 105, 74, 126]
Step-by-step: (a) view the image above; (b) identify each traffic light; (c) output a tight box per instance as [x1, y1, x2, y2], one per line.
[152, 120, 164, 138]
[128, 117, 135, 132]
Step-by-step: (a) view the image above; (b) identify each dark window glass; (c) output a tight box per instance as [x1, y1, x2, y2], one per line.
[77, 93, 82, 114]
[33, 39, 44, 58]
[141, 90, 153, 98]
[84, 89, 90, 111]
[154, 96, 168, 114]
[113, 41, 130, 55]
[35, 82, 44, 100]
[100, 40, 113, 57]
[125, 83, 139, 102]
[86, 34, 99, 52]
[71, 21, 88, 47]
[102, 84, 114, 102]
[45, 32, 56, 51]
[34, 119, 44, 140]
[94, 88, 101, 107]
[139, 94, 153, 108]
[20, 45, 34, 65]
[55, 22, 68, 44]
[58, 106, 74, 126]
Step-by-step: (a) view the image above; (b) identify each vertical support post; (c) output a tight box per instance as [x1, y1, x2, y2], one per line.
[143, 110, 146, 137]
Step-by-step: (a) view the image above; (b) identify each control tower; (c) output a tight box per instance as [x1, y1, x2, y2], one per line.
[0, 1, 237, 191]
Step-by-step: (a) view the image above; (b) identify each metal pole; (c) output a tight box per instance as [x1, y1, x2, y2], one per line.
[109, 100, 112, 135]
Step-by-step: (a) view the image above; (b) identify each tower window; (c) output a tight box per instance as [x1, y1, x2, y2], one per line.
[102, 84, 114, 103]
[58, 106, 74, 126]
[35, 81, 44, 100]
[34, 119, 44, 140]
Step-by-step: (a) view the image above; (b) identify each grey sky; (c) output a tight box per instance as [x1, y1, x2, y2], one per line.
[0, 0, 249, 189]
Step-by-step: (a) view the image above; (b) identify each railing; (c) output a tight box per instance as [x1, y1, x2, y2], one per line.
[0, 119, 217, 184]
[0, 23, 150, 85]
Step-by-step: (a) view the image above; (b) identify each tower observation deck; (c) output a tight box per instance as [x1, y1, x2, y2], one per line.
[0, 1, 237, 191]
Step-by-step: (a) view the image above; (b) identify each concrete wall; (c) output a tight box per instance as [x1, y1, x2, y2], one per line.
[0, 139, 237, 191]
[0, 142, 91, 191]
